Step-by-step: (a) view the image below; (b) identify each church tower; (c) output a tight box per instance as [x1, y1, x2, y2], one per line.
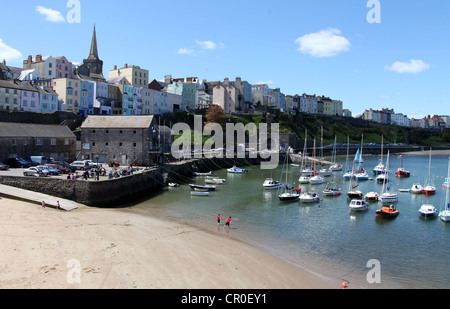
[83, 25, 104, 78]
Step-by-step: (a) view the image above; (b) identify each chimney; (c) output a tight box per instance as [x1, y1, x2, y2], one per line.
[28, 55, 33, 64]
[125, 63, 128, 68]
[36, 55, 42, 62]
[114, 65, 117, 70]
[2, 59, 5, 65]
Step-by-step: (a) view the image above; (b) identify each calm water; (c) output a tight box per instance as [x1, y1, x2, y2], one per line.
[128, 153, 450, 289]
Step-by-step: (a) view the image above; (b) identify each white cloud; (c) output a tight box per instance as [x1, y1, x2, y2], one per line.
[177, 48, 195, 55]
[295, 28, 350, 58]
[196, 40, 217, 50]
[385, 59, 430, 74]
[36, 6, 65, 23]
[0, 39, 22, 63]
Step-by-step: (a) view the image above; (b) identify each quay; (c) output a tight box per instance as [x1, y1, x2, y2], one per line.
[0, 156, 264, 208]
[0, 184, 79, 211]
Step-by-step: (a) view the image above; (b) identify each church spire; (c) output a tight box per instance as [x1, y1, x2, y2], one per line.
[88, 25, 99, 60]
[83, 25, 104, 78]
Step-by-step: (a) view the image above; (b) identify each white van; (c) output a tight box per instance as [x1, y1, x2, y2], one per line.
[30, 156, 49, 166]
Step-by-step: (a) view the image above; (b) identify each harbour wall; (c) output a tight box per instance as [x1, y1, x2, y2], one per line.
[0, 156, 266, 207]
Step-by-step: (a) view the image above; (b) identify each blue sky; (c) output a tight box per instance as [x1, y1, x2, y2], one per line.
[1, 0, 448, 118]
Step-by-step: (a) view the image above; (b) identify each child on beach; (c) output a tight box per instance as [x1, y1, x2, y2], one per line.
[217, 214, 221, 225]
[224, 217, 231, 229]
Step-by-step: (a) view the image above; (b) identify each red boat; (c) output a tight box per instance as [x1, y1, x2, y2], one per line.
[396, 155, 410, 178]
[376, 205, 400, 218]
[396, 167, 410, 178]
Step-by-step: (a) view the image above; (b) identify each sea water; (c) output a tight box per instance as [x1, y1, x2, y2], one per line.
[127, 154, 450, 289]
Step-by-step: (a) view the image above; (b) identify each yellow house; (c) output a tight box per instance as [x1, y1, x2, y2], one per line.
[109, 64, 149, 88]
[53, 78, 81, 114]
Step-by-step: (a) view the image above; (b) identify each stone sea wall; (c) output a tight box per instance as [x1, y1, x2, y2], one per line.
[0, 156, 268, 207]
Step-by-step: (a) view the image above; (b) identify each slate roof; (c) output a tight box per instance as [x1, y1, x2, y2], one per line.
[81, 115, 155, 129]
[0, 122, 76, 138]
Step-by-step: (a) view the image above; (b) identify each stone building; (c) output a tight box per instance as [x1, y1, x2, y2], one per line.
[0, 122, 76, 162]
[80, 115, 172, 166]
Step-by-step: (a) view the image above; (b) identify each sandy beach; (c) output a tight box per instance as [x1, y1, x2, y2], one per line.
[0, 197, 336, 289]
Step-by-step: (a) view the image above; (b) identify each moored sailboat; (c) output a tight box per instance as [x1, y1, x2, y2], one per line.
[439, 157, 450, 222]
[423, 148, 436, 195]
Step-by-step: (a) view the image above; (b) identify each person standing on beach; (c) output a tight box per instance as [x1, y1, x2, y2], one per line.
[217, 214, 221, 225]
[224, 216, 231, 229]
[41, 201, 46, 210]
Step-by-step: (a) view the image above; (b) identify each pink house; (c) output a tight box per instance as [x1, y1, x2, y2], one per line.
[55, 56, 73, 79]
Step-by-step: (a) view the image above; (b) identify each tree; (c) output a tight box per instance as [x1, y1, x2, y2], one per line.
[205, 105, 225, 126]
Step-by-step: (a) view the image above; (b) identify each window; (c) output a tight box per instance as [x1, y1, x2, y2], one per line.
[133, 143, 137, 148]
[105, 142, 109, 147]
[65, 139, 70, 145]
[11, 138, 16, 146]
[92, 130, 96, 134]
[118, 142, 123, 147]
[92, 142, 96, 147]
[36, 139, 43, 146]
[50, 138, 56, 146]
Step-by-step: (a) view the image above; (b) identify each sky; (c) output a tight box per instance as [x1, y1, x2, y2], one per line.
[0, 0, 448, 118]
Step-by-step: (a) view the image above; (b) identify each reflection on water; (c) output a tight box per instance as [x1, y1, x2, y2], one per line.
[132, 154, 450, 288]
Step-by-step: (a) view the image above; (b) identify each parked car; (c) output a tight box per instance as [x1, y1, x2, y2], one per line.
[53, 162, 73, 174]
[83, 160, 102, 168]
[70, 161, 90, 170]
[109, 161, 120, 167]
[5, 158, 31, 168]
[36, 165, 51, 176]
[0, 162, 9, 170]
[43, 164, 61, 175]
[23, 167, 47, 177]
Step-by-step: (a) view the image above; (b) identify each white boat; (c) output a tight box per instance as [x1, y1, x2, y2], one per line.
[423, 148, 436, 195]
[346, 150, 363, 198]
[298, 130, 312, 184]
[379, 151, 398, 204]
[300, 192, 320, 203]
[319, 168, 332, 177]
[205, 179, 225, 184]
[227, 166, 247, 174]
[373, 136, 386, 175]
[419, 204, 437, 218]
[343, 170, 355, 180]
[329, 136, 342, 171]
[309, 139, 325, 185]
[365, 192, 380, 201]
[168, 183, 180, 187]
[298, 175, 311, 184]
[330, 163, 343, 172]
[189, 184, 216, 191]
[355, 170, 370, 181]
[349, 199, 369, 211]
[310, 175, 325, 185]
[439, 157, 450, 222]
[193, 171, 212, 176]
[263, 178, 282, 190]
[279, 192, 300, 202]
[376, 173, 388, 184]
[323, 183, 341, 196]
[278, 152, 300, 202]
[191, 191, 210, 196]
[411, 183, 423, 194]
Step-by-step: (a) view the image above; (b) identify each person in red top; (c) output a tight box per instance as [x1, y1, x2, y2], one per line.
[224, 216, 231, 229]
[217, 214, 221, 225]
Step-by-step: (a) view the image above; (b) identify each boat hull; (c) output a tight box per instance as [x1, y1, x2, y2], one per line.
[376, 208, 400, 218]
[279, 194, 300, 202]
[439, 210, 450, 222]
